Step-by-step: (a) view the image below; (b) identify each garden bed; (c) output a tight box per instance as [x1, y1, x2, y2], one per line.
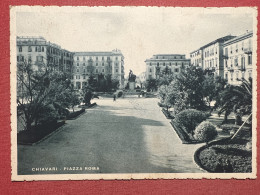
[162, 108, 174, 119]
[17, 120, 65, 145]
[67, 109, 85, 120]
[194, 138, 252, 173]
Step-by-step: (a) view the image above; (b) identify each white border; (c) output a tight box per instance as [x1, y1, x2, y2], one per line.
[10, 6, 258, 181]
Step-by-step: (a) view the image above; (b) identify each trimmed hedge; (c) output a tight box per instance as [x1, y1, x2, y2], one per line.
[173, 109, 208, 136]
[194, 121, 218, 144]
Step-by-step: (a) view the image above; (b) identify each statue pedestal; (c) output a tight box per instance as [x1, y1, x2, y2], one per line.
[129, 82, 135, 90]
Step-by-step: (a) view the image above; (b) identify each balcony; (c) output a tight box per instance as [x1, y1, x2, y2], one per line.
[227, 67, 234, 72]
[238, 66, 246, 72]
[222, 55, 229, 59]
[244, 48, 252, 54]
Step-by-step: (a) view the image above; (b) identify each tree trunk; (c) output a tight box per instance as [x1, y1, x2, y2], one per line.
[235, 114, 242, 126]
[224, 112, 228, 123]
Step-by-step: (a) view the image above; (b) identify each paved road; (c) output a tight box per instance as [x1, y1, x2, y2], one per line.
[18, 97, 204, 175]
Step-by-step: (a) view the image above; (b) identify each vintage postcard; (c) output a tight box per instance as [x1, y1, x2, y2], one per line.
[10, 6, 257, 181]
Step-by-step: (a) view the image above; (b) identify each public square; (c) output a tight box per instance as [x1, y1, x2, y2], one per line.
[18, 96, 204, 174]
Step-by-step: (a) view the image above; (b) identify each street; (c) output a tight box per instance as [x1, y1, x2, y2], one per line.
[18, 96, 204, 175]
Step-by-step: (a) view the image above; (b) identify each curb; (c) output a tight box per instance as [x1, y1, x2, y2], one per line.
[193, 138, 232, 172]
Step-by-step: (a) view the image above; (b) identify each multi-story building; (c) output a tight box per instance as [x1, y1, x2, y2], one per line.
[145, 54, 190, 80]
[223, 31, 253, 85]
[16, 36, 71, 72]
[17, 36, 74, 98]
[190, 49, 203, 69]
[72, 49, 124, 89]
[190, 35, 236, 78]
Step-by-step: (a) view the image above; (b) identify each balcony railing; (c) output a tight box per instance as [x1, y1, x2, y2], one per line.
[244, 48, 252, 54]
[222, 55, 229, 59]
[227, 67, 234, 72]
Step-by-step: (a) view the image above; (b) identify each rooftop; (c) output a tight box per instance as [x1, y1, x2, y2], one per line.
[74, 50, 123, 56]
[224, 30, 253, 46]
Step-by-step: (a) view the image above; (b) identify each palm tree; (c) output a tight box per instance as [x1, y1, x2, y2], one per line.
[218, 78, 252, 125]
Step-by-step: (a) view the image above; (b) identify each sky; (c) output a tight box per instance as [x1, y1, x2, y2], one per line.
[15, 6, 256, 75]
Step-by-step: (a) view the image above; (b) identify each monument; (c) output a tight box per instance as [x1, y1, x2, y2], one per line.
[128, 70, 136, 90]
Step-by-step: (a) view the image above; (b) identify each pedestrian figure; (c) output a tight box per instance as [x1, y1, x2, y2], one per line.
[113, 94, 116, 101]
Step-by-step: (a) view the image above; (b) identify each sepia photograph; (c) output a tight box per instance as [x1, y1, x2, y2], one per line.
[10, 6, 257, 180]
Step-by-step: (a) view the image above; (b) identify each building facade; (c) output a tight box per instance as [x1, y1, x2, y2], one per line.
[190, 35, 236, 78]
[16, 36, 74, 99]
[145, 54, 190, 80]
[190, 49, 203, 69]
[72, 49, 124, 89]
[223, 31, 253, 85]
[17, 36, 74, 73]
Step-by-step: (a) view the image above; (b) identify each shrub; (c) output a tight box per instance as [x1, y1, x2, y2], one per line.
[117, 91, 123, 98]
[173, 109, 208, 136]
[194, 121, 218, 144]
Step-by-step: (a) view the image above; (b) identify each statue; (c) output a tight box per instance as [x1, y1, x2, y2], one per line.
[128, 70, 136, 82]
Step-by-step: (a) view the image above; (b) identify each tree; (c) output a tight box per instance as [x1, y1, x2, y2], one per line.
[17, 61, 74, 131]
[172, 66, 207, 114]
[145, 78, 158, 92]
[218, 79, 252, 125]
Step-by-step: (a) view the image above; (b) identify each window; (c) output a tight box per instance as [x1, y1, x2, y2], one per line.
[236, 72, 239, 80]
[231, 73, 233, 81]
[116, 69, 118, 73]
[83, 75, 86, 79]
[36, 56, 43, 62]
[102, 56, 104, 61]
[84, 69, 86, 73]
[28, 46, 32, 52]
[17, 55, 24, 62]
[150, 63, 152, 66]
[96, 63, 98, 66]
[102, 69, 104, 73]
[225, 48, 228, 56]
[157, 63, 159, 66]
[83, 57, 85, 61]
[19, 46, 22, 52]
[175, 68, 179, 73]
[77, 63, 79, 66]
[77, 57, 79, 60]
[225, 73, 228, 80]
[96, 69, 98, 73]
[42, 47, 44, 52]
[242, 72, 245, 79]
[249, 71, 252, 79]
[234, 58, 238, 66]
[163, 63, 165, 66]
[96, 57, 98, 60]
[116, 56, 118, 60]
[102, 63, 104, 66]
[248, 55, 252, 65]
[83, 63, 85, 66]
[28, 56, 32, 63]
[150, 68, 152, 72]
[77, 69, 79, 73]
[36, 46, 41, 52]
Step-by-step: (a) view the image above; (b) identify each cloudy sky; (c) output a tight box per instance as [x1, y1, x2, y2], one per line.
[14, 6, 256, 75]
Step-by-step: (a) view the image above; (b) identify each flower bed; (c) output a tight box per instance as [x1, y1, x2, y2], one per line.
[17, 120, 65, 145]
[194, 138, 252, 173]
